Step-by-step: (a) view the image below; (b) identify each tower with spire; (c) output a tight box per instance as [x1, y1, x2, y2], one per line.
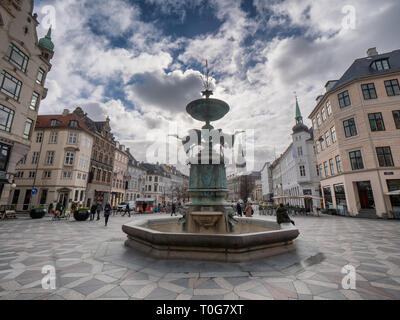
[292, 95, 309, 134]
[38, 26, 55, 62]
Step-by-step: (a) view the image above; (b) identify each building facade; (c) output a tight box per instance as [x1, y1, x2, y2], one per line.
[73, 107, 116, 207]
[12, 110, 93, 210]
[260, 161, 273, 201]
[308, 48, 400, 218]
[0, 0, 54, 206]
[111, 142, 128, 207]
[125, 149, 146, 202]
[227, 171, 261, 202]
[269, 98, 321, 210]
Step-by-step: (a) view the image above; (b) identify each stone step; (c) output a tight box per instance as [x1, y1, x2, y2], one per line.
[356, 209, 378, 219]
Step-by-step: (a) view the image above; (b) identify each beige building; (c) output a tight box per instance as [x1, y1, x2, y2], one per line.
[126, 149, 146, 202]
[308, 48, 400, 218]
[111, 142, 128, 207]
[12, 111, 93, 210]
[0, 0, 54, 206]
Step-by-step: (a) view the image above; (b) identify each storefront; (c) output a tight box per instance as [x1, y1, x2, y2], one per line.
[386, 179, 400, 214]
[334, 184, 348, 215]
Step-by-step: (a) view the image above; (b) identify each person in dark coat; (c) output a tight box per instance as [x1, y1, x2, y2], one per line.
[142, 202, 147, 213]
[96, 203, 102, 221]
[104, 203, 112, 226]
[276, 203, 295, 225]
[236, 202, 242, 217]
[90, 203, 97, 221]
[171, 202, 177, 216]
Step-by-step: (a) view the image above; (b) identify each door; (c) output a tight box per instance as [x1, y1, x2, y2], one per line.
[59, 193, 68, 209]
[357, 181, 375, 209]
[23, 189, 32, 211]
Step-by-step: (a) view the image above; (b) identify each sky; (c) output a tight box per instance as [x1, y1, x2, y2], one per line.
[34, 0, 400, 172]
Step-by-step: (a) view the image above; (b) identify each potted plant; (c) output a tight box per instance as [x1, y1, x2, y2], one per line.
[73, 207, 90, 221]
[30, 206, 47, 219]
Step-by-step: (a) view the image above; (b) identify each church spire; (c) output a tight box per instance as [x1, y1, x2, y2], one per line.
[295, 94, 303, 124]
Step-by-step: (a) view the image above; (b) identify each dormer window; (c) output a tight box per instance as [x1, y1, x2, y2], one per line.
[371, 59, 390, 71]
[69, 120, 78, 128]
[50, 119, 58, 127]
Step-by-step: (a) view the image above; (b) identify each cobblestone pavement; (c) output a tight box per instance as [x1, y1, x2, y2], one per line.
[0, 213, 399, 300]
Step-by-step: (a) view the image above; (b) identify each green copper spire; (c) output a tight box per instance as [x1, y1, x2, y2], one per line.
[295, 95, 303, 123]
[38, 26, 54, 52]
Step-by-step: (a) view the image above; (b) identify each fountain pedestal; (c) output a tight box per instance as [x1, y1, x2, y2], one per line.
[187, 211, 225, 233]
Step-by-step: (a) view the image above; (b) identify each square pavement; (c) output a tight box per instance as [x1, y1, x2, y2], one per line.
[0, 213, 399, 300]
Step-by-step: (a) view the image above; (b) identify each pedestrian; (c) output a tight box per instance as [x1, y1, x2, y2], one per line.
[142, 202, 147, 213]
[245, 201, 252, 217]
[125, 203, 130, 217]
[96, 203, 102, 221]
[236, 201, 242, 217]
[171, 202, 177, 216]
[90, 202, 97, 221]
[55, 201, 63, 220]
[104, 202, 112, 226]
[276, 203, 295, 225]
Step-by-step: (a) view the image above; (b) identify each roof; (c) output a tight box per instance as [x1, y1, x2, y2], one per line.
[308, 49, 400, 118]
[36, 113, 89, 131]
[38, 27, 54, 52]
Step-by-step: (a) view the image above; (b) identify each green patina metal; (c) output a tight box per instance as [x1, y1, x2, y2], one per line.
[38, 27, 55, 52]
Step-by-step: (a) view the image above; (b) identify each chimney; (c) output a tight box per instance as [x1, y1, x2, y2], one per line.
[367, 47, 378, 57]
[62, 109, 70, 116]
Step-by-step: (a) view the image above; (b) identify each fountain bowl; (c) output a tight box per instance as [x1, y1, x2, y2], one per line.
[186, 98, 230, 123]
[122, 217, 299, 262]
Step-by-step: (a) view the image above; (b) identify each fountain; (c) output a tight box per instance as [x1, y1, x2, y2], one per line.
[122, 63, 299, 262]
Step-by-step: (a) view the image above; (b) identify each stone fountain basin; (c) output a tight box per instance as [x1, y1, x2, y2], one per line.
[122, 217, 299, 262]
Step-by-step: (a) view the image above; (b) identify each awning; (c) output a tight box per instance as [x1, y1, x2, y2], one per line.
[386, 190, 400, 196]
[272, 195, 323, 200]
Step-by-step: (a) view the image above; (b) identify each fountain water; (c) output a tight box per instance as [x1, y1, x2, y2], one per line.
[122, 63, 299, 262]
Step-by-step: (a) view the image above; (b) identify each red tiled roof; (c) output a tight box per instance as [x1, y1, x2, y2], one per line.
[35, 113, 89, 131]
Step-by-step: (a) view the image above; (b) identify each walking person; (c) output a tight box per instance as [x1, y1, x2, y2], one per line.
[245, 201, 252, 217]
[104, 202, 112, 226]
[96, 203, 102, 221]
[124, 203, 130, 217]
[236, 201, 243, 217]
[55, 201, 63, 220]
[171, 202, 177, 216]
[90, 202, 97, 221]
[276, 203, 295, 225]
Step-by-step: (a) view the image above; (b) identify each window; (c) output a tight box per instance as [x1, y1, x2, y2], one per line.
[0, 104, 14, 132]
[49, 132, 58, 144]
[31, 152, 39, 164]
[102, 170, 106, 182]
[362, 83, 377, 100]
[69, 120, 78, 128]
[63, 171, 72, 179]
[28, 171, 35, 178]
[393, 111, 400, 129]
[325, 131, 331, 147]
[371, 59, 390, 71]
[320, 138, 325, 151]
[74, 190, 79, 202]
[68, 132, 78, 144]
[321, 108, 326, 121]
[326, 100, 332, 116]
[23, 118, 33, 139]
[335, 156, 342, 173]
[96, 169, 101, 181]
[368, 113, 385, 131]
[338, 90, 351, 108]
[329, 159, 335, 175]
[343, 118, 357, 138]
[299, 165, 306, 177]
[29, 92, 40, 110]
[50, 119, 58, 127]
[0, 70, 22, 100]
[385, 79, 400, 96]
[43, 171, 51, 179]
[312, 118, 317, 129]
[64, 152, 75, 165]
[0, 143, 11, 171]
[46, 151, 55, 165]
[36, 68, 45, 85]
[77, 172, 82, 180]
[376, 147, 394, 167]
[36, 132, 43, 143]
[40, 189, 48, 205]
[324, 162, 329, 177]
[296, 146, 303, 156]
[317, 114, 321, 126]
[330, 126, 337, 143]
[6, 43, 29, 72]
[315, 142, 320, 153]
[349, 150, 364, 170]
